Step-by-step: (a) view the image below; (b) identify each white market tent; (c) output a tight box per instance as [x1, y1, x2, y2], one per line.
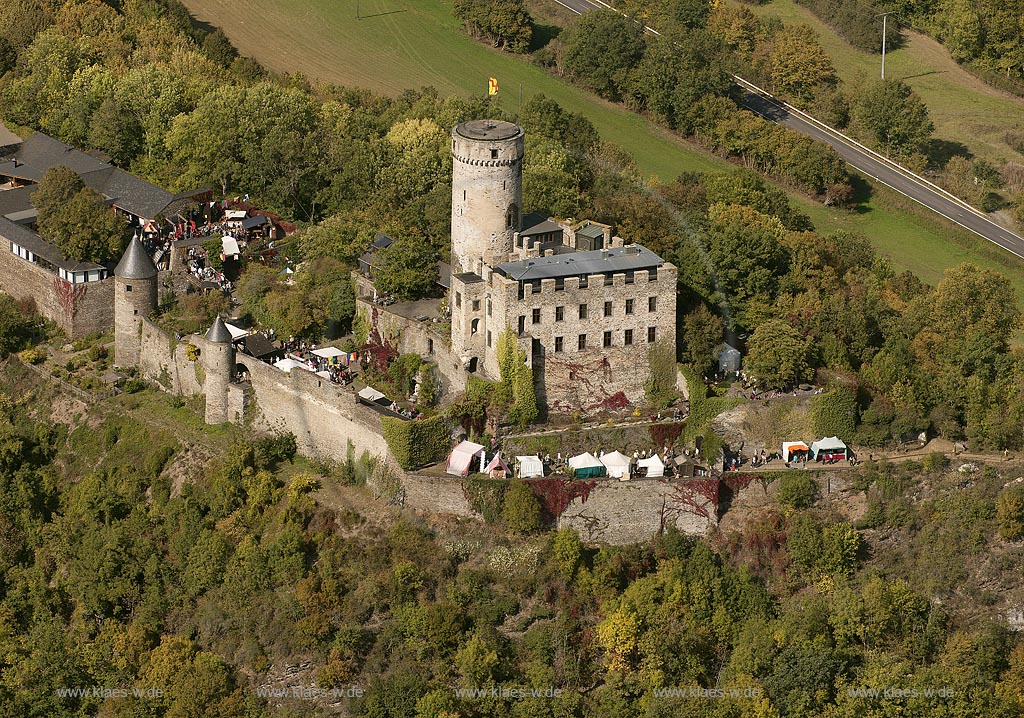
[358, 386, 386, 402]
[223, 322, 249, 340]
[782, 441, 810, 462]
[810, 436, 848, 460]
[637, 454, 666, 478]
[601, 450, 633, 480]
[312, 347, 346, 359]
[273, 358, 305, 373]
[447, 440, 485, 477]
[516, 455, 545, 479]
[222, 236, 241, 258]
[568, 452, 606, 478]
[225, 209, 248, 220]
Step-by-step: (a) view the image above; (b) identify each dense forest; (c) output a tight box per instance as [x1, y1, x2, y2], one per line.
[2, 338, 1024, 717]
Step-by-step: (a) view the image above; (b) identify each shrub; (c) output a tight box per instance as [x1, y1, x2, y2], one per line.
[997, 485, 1024, 540]
[382, 415, 450, 469]
[777, 473, 819, 509]
[17, 347, 45, 364]
[254, 432, 297, 467]
[922, 452, 951, 473]
[502, 480, 543, 533]
[811, 387, 858, 438]
[462, 477, 508, 523]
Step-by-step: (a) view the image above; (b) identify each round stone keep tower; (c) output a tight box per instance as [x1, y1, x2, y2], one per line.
[451, 119, 525, 274]
[203, 316, 234, 425]
[113, 236, 158, 368]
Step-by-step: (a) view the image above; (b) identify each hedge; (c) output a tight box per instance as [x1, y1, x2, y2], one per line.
[382, 414, 451, 470]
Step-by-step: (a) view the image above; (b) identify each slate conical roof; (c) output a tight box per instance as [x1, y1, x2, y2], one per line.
[114, 235, 157, 280]
[204, 316, 232, 343]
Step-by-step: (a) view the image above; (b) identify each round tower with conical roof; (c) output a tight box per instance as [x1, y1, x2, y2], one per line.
[203, 316, 234, 425]
[113, 236, 158, 368]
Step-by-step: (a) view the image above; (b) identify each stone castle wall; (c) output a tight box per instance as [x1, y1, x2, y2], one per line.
[558, 478, 715, 544]
[239, 353, 390, 463]
[0, 242, 114, 338]
[138, 318, 204, 396]
[355, 297, 467, 398]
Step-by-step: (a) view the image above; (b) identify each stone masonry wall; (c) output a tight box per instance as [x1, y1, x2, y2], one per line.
[240, 354, 390, 463]
[356, 297, 467, 398]
[138, 318, 204, 396]
[0, 241, 113, 338]
[558, 478, 716, 544]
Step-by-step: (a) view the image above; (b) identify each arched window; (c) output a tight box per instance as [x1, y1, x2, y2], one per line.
[471, 318, 480, 334]
[506, 203, 518, 229]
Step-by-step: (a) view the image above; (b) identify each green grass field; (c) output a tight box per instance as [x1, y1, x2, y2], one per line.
[184, 0, 1024, 317]
[738, 0, 1024, 166]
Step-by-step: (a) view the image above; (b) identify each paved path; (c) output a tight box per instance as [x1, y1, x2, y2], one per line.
[550, 0, 1024, 261]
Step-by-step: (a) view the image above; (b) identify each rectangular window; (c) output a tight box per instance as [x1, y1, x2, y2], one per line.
[472, 299, 480, 311]
[487, 300, 491, 316]
[579, 275, 588, 289]
[555, 306, 564, 321]
[624, 329, 634, 346]
[579, 303, 588, 320]
[625, 299, 634, 315]
[648, 326, 657, 343]
[555, 278, 565, 291]
[555, 336, 563, 353]
[649, 268, 658, 282]
[455, 292, 461, 308]
[603, 301, 612, 317]
[532, 308, 541, 324]
[578, 334, 587, 351]
[518, 316, 525, 335]
[604, 274, 613, 286]
[125, 285, 133, 292]
[649, 296, 657, 312]
[487, 330, 492, 347]
[625, 271, 634, 285]
[603, 331, 612, 348]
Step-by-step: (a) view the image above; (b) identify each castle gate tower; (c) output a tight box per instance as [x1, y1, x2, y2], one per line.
[113, 235, 158, 368]
[450, 120, 525, 275]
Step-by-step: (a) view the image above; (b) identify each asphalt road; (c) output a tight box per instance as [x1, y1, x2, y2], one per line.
[550, 0, 1024, 261]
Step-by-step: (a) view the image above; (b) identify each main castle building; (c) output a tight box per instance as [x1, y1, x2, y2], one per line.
[447, 120, 677, 411]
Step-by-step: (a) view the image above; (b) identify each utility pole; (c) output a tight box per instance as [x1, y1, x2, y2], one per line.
[876, 11, 896, 80]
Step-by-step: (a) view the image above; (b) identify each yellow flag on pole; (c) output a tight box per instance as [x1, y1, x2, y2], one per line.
[488, 77, 498, 95]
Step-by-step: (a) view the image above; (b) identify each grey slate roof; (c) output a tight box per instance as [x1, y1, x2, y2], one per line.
[520, 218, 563, 236]
[0, 131, 207, 220]
[0, 216, 105, 272]
[241, 214, 268, 230]
[114, 235, 157, 279]
[496, 245, 664, 282]
[372, 232, 393, 249]
[0, 132, 109, 181]
[205, 316, 233, 343]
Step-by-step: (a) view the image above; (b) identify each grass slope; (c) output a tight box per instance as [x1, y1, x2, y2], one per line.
[184, 0, 1024, 316]
[183, 0, 725, 179]
[739, 0, 1024, 166]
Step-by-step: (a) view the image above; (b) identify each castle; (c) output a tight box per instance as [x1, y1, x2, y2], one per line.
[362, 119, 678, 412]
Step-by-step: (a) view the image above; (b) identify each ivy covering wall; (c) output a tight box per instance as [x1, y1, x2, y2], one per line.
[381, 414, 451, 469]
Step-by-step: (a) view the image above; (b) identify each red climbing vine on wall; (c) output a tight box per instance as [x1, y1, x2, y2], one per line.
[661, 477, 720, 523]
[363, 307, 399, 372]
[526, 477, 597, 518]
[53, 278, 87, 319]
